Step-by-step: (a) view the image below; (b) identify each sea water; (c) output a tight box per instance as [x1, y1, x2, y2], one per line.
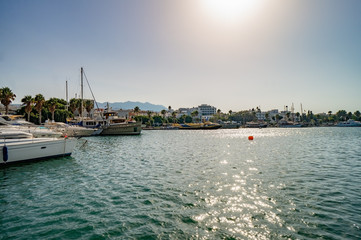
[1, 128, 361, 239]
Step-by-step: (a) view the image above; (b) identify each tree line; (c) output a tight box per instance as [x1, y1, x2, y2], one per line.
[1, 87, 360, 126]
[0, 87, 94, 124]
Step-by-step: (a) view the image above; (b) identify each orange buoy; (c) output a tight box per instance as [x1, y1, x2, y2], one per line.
[248, 136, 254, 140]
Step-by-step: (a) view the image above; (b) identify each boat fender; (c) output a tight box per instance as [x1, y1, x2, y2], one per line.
[3, 146, 8, 162]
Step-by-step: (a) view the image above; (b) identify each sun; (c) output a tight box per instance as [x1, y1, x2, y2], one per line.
[199, 0, 266, 25]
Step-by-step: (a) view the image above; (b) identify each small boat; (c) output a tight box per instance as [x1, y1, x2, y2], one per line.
[100, 112, 142, 135]
[68, 112, 142, 135]
[0, 115, 63, 138]
[336, 119, 361, 127]
[0, 131, 77, 164]
[173, 121, 221, 130]
[245, 121, 268, 128]
[44, 121, 97, 137]
[66, 67, 142, 136]
[278, 120, 303, 128]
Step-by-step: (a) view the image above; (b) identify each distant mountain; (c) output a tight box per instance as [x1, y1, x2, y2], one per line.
[96, 101, 167, 112]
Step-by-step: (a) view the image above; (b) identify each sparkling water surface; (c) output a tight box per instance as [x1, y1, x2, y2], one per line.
[1, 128, 361, 239]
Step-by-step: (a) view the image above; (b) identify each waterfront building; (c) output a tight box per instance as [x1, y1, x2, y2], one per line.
[177, 104, 217, 120]
[198, 104, 217, 119]
[256, 111, 266, 121]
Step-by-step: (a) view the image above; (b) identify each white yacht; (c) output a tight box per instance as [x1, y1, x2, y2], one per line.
[44, 121, 97, 137]
[1, 130, 77, 164]
[0, 116, 63, 138]
[336, 119, 361, 127]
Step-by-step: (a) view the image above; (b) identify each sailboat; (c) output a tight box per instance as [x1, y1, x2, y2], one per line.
[68, 68, 142, 135]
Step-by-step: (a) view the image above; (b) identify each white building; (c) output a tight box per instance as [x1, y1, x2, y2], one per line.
[177, 104, 217, 120]
[256, 111, 266, 121]
[198, 104, 217, 119]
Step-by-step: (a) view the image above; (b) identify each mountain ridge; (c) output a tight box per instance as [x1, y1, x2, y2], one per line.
[96, 101, 167, 112]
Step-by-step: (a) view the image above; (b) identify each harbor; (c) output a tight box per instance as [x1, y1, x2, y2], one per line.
[1, 128, 361, 239]
[1, 0, 361, 239]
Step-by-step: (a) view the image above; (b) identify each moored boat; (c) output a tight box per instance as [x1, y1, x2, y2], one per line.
[278, 120, 303, 128]
[1, 131, 76, 164]
[100, 111, 141, 135]
[173, 121, 221, 130]
[245, 121, 268, 128]
[336, 119, 361, 127]
[66, 67, 142, 136]
[0, 115, 63, 138]
[45, 121, 97, 137]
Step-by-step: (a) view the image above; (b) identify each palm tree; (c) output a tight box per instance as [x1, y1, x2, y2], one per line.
[171, 111, 177, 123]
[228, 110, 232, 120]
[295, 112, 301, 122]
[161, 109, 167, 119]
[134, 106, 140, 116]
[84, 99, 94, 117]
[354, 110, 361, 120]
[69, 98, 78, 116]
[47, 98, 58, 121]
[21, 95, 34, 122]
[191, 110, 199, 123]
[77, 99, 83, 117]
[34, 94, 45, 124]
[286, 112, 291, 121]
[0, 87, 16, 115]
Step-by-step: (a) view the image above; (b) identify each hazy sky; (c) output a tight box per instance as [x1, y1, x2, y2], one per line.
[1, 0, 360, 113]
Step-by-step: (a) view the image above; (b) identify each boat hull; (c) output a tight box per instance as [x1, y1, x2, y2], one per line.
[1, 138, 77, 164]
[100, 122, 142, 135]
[175, 123, 222, 130]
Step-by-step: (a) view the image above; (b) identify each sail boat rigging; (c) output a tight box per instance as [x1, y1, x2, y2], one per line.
[68, 67, 142, 135]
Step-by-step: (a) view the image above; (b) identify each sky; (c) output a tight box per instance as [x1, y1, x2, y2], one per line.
[1, 0, 360, 114]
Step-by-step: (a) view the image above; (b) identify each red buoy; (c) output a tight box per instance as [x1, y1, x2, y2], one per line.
[248, 136, 254, 140]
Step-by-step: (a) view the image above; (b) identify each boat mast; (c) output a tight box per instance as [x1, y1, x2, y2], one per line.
[66, 80, 68, 111]
[81, 67, 84, 119]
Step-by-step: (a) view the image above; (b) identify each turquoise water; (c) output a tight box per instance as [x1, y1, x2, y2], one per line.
[1, 128, 361, 239]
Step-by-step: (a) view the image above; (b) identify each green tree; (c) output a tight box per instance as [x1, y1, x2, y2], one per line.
[147, 111, 153, 126]
[134, 106, 140, 116]
[354, 110, 361, 120]
[171, 111, 177, 123]
[286, 112, 291, 121]
[34, 94, 45, 124]
[77, 99, 83, 117]
[0, 87, 16, 114]
[161, 109, 167, 119]
[21, 95, 34, 121]
[153, 115, 163, 126]
[84, 99, 94, 117]
[191, 111, 199, 123]
[295, 112, 300, 122]
[336, 110, 347, 121]
[69, 98, 79, 116]
[347, 112, 352, 120]
[46, 98, 58, 121]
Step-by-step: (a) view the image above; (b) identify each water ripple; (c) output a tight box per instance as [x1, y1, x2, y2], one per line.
[1, 128, 361, 239]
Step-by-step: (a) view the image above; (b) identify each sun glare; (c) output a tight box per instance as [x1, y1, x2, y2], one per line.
[200, 0, 265, 25]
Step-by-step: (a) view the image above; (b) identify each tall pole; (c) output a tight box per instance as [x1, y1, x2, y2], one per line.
[66, 80, 68, 111]
[81, 67, 84, 118]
